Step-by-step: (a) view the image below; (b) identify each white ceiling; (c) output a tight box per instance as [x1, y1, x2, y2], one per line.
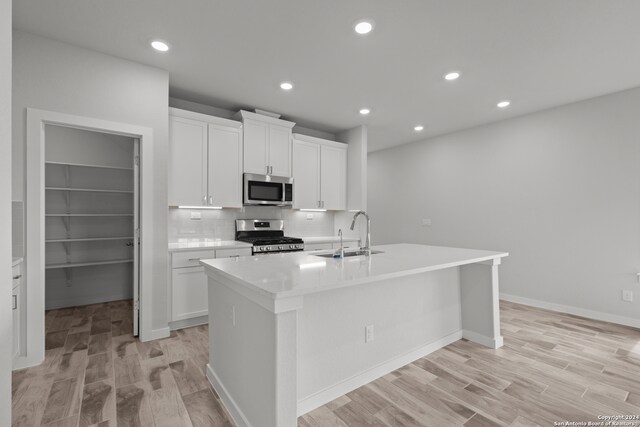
[13, 0, 640, 152]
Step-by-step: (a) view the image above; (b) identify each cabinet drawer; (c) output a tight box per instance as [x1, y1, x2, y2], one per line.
[333, 242, 358, 250]
[215, 248, 252, 258]
[172, 250, 216, 268]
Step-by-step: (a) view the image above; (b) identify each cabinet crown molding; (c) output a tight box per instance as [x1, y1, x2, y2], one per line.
[293, 133, 347, 149]
[234, 110, 296, 128]
[169, 107, 242, 129]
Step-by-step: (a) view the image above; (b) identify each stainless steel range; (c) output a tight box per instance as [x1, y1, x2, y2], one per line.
[235, 219, 304, 254]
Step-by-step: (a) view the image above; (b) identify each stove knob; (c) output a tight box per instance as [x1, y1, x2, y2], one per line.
[278, 245, 284, 250]
[265, 246, 271, 251]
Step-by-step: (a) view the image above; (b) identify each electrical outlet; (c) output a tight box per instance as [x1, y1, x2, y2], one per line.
[623, 290, 634, 302]
[306, 213, 314, 220]
[190, 211, 201, 220]
[422, 218, 431, 226]
[365, 325, 374, 343]
[232, 306, 236, 326]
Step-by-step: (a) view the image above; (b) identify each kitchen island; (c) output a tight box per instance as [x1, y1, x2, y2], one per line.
[201, 243, 508, 427]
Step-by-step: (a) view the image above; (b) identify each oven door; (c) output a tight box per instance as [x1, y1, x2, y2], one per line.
[243, 173, 293, 206]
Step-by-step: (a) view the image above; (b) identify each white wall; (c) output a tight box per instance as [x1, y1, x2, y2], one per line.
[369, 88, 640, 324]
[13, 31, 170, 333]
[0, 0, 11, 422]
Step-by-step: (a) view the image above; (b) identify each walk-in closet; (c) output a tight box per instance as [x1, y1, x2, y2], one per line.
[44, 124, 139, 335]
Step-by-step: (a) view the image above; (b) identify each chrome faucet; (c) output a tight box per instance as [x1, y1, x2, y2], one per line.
[333, 229, 344, 258]
[350, 210, 371, 256]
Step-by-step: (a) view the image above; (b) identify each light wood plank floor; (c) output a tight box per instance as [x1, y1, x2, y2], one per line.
[12, 299, 640, 426]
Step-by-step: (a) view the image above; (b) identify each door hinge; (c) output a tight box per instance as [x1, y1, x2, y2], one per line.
[134, 155, 140, 166]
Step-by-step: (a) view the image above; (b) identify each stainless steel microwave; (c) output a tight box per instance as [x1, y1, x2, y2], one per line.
[243, 173, 293, 207]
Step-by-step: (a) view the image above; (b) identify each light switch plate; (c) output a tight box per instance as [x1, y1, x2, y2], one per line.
[422, 218, 432, 226]
[306, 213, 314, 220]
[623, 290, 633, 302]
[190, 211, 201, 220]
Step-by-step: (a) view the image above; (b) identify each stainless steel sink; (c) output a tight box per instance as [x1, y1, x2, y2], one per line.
[314, 250, 384, 258]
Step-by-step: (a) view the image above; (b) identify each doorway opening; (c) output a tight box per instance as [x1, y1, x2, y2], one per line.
[44, 125, 140, 335]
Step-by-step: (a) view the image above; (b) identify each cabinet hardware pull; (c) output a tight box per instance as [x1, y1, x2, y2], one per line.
[209, 196, 213, 205]
[13, 275, 21, 280]
[126, 241, 134, 247]
[203, 195, 207, 204]
[188, 258, 201, 261]
[12, 295, 17, 310]
[230, 255, 240, 258]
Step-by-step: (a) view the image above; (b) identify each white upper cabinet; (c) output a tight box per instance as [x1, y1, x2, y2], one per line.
[169, 116, 208, 206]
[169, 108, 243, 207]
[208, 123, 243, 208]
[320, 143, 347, 210]
[292, 139, 321, 209]
[268, 124, 293, 177]
[242, 119, 269, 175]
[234, 110, 295, 177]
[292, 134, 347, 210]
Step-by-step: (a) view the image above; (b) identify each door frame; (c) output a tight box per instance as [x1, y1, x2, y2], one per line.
[20, 108, 154, 369]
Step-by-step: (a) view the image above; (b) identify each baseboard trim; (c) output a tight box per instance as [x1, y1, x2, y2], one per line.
[462, 330, 503, 349]
[146, 327, 170, 341]
[169, 315, 208, 331]
[296, 330, 463, 416]
[207, 363, 252, 427]
[500, 293, 640, 329]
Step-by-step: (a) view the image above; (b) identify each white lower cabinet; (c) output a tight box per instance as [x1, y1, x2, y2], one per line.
[170, 247, 251, 324]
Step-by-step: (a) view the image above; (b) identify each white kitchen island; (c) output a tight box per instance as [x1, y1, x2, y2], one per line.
[201, 243, 508, 427]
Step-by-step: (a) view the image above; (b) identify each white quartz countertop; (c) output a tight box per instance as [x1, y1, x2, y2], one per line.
[302, 236, 360, 244]
[168, 239, 252, 252]
[201, 243, 508, 299]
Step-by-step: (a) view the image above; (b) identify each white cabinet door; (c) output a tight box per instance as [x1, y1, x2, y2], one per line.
[292, 139, 321, 209]
[172, 266, 208, 321]
[209, 124, 242, 208]
[243, 119, 269, 175]
[321, 144, 347, 210]
[12, 280, 20, 359]
[269, 124, 292, 177]
[169, 116, 208, 206]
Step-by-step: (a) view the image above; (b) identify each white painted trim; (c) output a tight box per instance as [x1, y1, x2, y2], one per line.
[233, 109, 296, 128]
[207, 363, 252, 427]
[25, 108, 156, 366]
[168, 315, 208, 331]
[292, 133, 347, 148]
[296, 330, 463, 416]
[169, 107, 242, 128]
[500, 293, 640, 329]
[147, 327, 171, 341]
[462, 329, 503, 349]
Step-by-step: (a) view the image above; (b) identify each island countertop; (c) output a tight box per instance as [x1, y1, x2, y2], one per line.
[201, 243, 508, 299]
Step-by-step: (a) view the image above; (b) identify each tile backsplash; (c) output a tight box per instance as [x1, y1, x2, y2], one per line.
[168, 206, 336, 241]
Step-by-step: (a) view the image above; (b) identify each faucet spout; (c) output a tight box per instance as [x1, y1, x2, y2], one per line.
[350, 210, 372, 255]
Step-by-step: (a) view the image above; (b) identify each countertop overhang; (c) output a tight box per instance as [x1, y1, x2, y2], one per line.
[201, 243, 508, 302]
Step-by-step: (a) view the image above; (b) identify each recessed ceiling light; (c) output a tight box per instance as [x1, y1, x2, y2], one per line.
[280, 82, 293, 90]
[359, 108, 371, 115]
[354, 20, 374, 35]
[444, 71, 460, 81]
[414, 125, 424, 131]
[497, 100, 511, 108]
[150, 40, 170, 52]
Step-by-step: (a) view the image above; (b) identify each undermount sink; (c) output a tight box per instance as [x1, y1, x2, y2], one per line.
[314, 250, 384, 258]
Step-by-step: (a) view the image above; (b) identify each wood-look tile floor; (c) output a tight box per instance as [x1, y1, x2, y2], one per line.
[13, 300, 640, 426]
